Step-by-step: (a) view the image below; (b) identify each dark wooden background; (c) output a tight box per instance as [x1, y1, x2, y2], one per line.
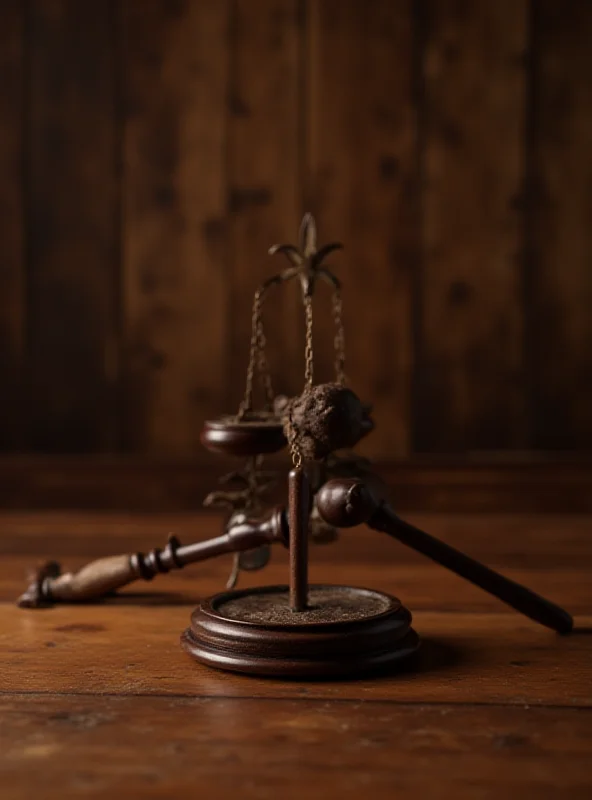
[1, 0, 591, 471]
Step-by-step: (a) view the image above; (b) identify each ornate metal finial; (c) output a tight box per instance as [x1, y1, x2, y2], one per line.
[239, 214, 347, 417]
[268, 212, 343, 297]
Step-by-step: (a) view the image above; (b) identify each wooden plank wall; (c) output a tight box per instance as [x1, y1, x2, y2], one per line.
[0, 0, 590, 462]
[416, 0, 527, 453]
[122, 0, 230, 453]
[27, 1, 120, 454]
[0, 0, 25, 452]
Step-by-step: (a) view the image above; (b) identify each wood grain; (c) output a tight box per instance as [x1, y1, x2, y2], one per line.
[0, 0, 24, 451]
[1, 604, 589, 704]
[3, 554, 591, 615]
[1, 456, 592, 512]
[416, 0, 528, 453]
[1, 695, 591, 800]
[122, 0, 230, 451]
[228, 0, 303, 406]
[27, 0, 119, 452]
[0, 1, 590, 465]
[528, 0, 592, 449]
[1, 509, 590, 798]
[3, 513, 588, 641]
[306, 0, 417, 458]
[2, 508, 592, 570]
[1, 513, 588, 704]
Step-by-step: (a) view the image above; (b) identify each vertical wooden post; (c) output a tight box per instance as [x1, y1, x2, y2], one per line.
[288, 467, 310, 611]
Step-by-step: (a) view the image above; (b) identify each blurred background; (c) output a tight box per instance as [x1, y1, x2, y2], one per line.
[0, 0, 591, 509]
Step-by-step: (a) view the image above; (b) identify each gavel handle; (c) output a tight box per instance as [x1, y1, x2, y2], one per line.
[370, 505, 573, 634]
[315, 477, 573, 634]
[17, 507, 288, 608]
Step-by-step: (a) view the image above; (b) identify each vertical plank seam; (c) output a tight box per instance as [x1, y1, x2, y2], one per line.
[298, 0, 309, 216]
[21, 0, 32, 453]
[225, 0, 238, 412]
[522, 0, 539, 450]
[215, 1, 235, 431]
[295, 0, 309, 398]
[410, 0, 427, 455]
[113, 0, 125, 453]
[302, 0, 317, 218]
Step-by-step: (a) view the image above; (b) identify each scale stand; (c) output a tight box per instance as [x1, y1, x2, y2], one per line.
[181, 215, 420, 678]
[181, 214, 571, 678]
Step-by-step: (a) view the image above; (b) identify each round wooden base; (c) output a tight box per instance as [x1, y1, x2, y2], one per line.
[181, 584, 420, 678]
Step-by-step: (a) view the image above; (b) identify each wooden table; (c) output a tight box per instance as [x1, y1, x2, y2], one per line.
[1, 511, 590, 799]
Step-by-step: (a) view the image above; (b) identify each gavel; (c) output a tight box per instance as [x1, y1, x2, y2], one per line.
[17, 472, 574, 636]
[17, 508, 288, 608]
[315, 477, 573, 635]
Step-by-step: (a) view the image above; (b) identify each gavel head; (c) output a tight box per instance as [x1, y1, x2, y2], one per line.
[315, 478, 377, 528]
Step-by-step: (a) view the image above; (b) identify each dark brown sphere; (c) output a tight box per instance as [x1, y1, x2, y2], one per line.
[287, 383, 374, 461]
[316, 478, 377, 528]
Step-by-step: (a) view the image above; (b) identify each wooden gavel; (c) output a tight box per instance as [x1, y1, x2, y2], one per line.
[17, 472, 574, 636]
[17, 508, 288, 608]
[315, 477, 573, 635]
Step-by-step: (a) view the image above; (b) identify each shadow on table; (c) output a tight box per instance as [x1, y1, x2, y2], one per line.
[100, 591, 200, 606]
[21, 591, 202, 609]
[570, 625, 592, 635]
[208, 637, 466, 685]
[413, 637, 465, 673]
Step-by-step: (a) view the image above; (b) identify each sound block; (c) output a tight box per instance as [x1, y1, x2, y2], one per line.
[181, 584, 420, 678]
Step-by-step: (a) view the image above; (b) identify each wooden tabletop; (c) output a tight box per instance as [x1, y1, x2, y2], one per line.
[1, 510, 591, 799]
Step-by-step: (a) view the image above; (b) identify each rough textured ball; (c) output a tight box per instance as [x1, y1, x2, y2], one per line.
[286, 383, 373, 460]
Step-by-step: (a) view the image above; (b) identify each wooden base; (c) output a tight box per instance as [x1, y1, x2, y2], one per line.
[181, 584, 420, 678]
